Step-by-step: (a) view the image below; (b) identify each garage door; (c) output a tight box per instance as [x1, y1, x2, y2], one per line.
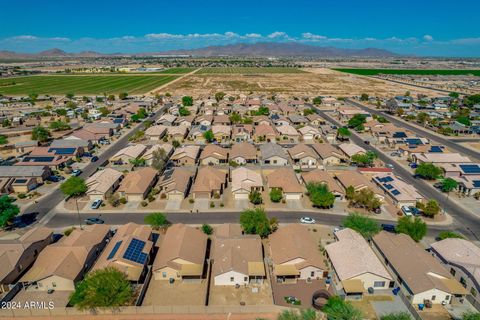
[194, 192, 210, 199]
[285, 193, 302, 200]
[234, 193, 249, 200]
[168, 194, 184, 201]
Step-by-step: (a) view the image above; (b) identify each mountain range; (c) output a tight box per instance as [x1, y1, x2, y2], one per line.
[0, 42, 399, 59]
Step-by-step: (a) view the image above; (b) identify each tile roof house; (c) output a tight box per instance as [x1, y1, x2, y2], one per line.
[145, 125, 167, 140]
[232, 124, 254, 143]
[413, 153, 471, 165]
[254, 124, 277, 143]
[20, 225, 110, 293]
[211, 230, 265, 286]
[92, 223, 153, 282]
[86, 168, 123, 200]
[230, 142, 257, 164]
[157, 168, 193, 201]
[175, 115, 195, 128]
[213, 115, 230, 125]
[194, 115, 213, 126]
[211, 125, 231, 142]
[288, 115, 308, 126]
[298, 126, 321, 142]
[0, 228, 53, 289]
[372, 231, 468, 305]
[287, 144, 319, 169]
[373, 173, 423, 208]
[188, 125, 211, 143]
[153, 224, 207, 281]
[118, 167, 158, 201]
[50, 138, 92, 150]
[231, 167, 263, 200]
[335, 171, 384, 200]
[326, 228, 393, 295]
[166, 125, 189, 140]
[156, 114, 177, 126]
[191, 167, 227, 199]
[306, 114, 326, 126]
[0, 166, 51, 185]
[266, 167, 303, 200]
[430, 238, 480, 303]
[143, 144, 174, 166]
[269, 224, 327, 282]
[259, 143, 289, 166]
[110, 144, 147, 164]
[170, 145, 200, 166]
[301, 169, 345, 198]
[311, 143, 345, 166]
[276, 124, 300, 143]
[199, 144, 229, 165]
[338, 143, 367, 158]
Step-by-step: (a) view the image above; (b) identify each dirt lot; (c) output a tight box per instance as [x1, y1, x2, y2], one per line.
[165, 68, 441, 97]
[142, 279, 207, 306]
[208, 282, 273, 306]
[350, 295, 394, 320]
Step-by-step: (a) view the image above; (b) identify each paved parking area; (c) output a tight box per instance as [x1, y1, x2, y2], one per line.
[142, 279, 207, 306]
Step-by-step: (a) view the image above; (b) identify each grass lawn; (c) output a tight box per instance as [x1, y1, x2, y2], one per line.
[333, 68, 480, 76]
[0, 75, 178, 95]
[197, 67, 306, 74]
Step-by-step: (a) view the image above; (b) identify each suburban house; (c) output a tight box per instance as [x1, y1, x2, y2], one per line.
[15, 149, 73, 169]
[306, 114, 326, 126]
[170, 145, 200, 166]
[20, 225, 110, 293]
[211, 226, 265, 286]
[157, 114, 176, 126]
[211, 125, 231, 142]
[372, 231, 468, 305]
[194, 115, 213, 126]
[153, 224, 207, 281]
[301, 169, 345, 199]
[298, 126, 321, 142]
[276, 124, 300, 143]
[175, 115, 195, 128]
[231, 167, 263, 200]
[157, 168, 193, 201]
[252, 116, 270, 126]
[430, 238, 480, 303]
[110, 144, 147, 164]
[338, 143, 367, 159]
[259, 143, 288, 166]
[412, 153, 471, 165]
[145, 125, 167, 140]
[372, 173, 423, 208]
[143, 144, 174, 166]
[92, 223, 153, 282]
[191, 167, 227, 199]
[188, 125, 211, 143]
[336, 171, 384, 201]
[167, 125, 189, 140]
[254, 123, 277, 142]
[230, 142, 257, 164]
[118, 168, 158, 201]
[311, 143, 345, 167]
[288, 115, 309, 126]
[213, 115, 230, 125]
[266, 167, 303, 200]
[0, 166, 51, 186]
[287, 144, 319, 169]
[232, 124, 253, 142]
[0, 227, 53, 292]
[50, 138, 92, 151]
[86, 168, 123, 200]
[326, 228, 393, 297]
[199, 144, 229, 165]
[269, 224, 327, 283]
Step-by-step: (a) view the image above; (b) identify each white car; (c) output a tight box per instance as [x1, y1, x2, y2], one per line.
[300, 217, 316, 224]
[401, 205, 413, 216]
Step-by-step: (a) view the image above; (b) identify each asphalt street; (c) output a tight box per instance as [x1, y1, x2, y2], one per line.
[315, 108, 480, 240]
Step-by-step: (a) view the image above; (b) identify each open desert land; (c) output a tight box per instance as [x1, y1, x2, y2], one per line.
[164, 67, 442, 97]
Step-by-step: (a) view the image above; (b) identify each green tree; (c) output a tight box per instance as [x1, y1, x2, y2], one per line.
[0, 195, 20, 228]
[438, 231, 464, 240]
[2, 119, 11, 128]
[348, 114, 367, 130]
[136, 108, 148, 119]
[240, 208, 271, 238]
[456, 116, 471, 126]
[415, 163, 443, 180]
[214, 92, 226, 102]
[270, 188, 283, 203]
[151, 148, 167, 171]
[462, 312, 480, 320]
[118, 92, 128, 100]
[306, 183, 335, 208]
[65, 101, 77, 110]
[360, 93, 369, 101]
[182, 96, 193, 106]
[277, 309, 319, 320]
[351, 151, 377, 166]
[396, 216, 427, 242]
[253, 106, 270, 116]
[56, 108, 68, 116]
[380, 312, 412, 320]
[343, 213, 381, 239]
[28, 93, 39, 102]
[60, 177, 87, 229]
[203, 130, 214, 143]
[323, 296, 363, 320]
[172, 140, 180, 148]
[0, 135, 8, 145]
[70, 267, 133, 310]
[144, 212, 169, 230]
[303, 108, 315, 116]
[129, 157, 146, 167]
[423, 199, 440, 218]
[229, 112, 241, 124]
[312, 96, 322, 105]
[98, 106, 109, 117]
[349, 188, 381, 211]
[31, 126, 51, 142]
[441, 178, 458, 193]
[129, 130, 144, 142]
[201, 223, 213, 235]
[345, 185, 355, 200]
[65, 93, 75, 99]
[178, 106, 191, 116]
[49, 121, 71, 131]
[107, 94, 115, 101]
[396, 108, 405, 117]
[337, 127, 351, 140]
[416, 112, 430, 125]
[249, 190, 263, 205]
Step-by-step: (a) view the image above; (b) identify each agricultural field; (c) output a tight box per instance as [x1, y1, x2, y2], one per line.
[150, 67, 197, 74]
[197, 67, 306, 74]
[0, 75, 178, 95]
[333, 68, 480, 76]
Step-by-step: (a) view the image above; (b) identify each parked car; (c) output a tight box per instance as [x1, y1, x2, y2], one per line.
[4, 212, 38, 230]
[401, 205, 413, 216]
[385, 164, 394, 169]
[47, 175, 64, 182]
[90, 199, 103, 209]
[83, 152, 92, 157]
[91, 156, 99, 162]
[71, 169, 82, 176]
[410, 162, 418, 169]
[433, 182, 443, 189]
[85, 217, 104, 225]
[381, 223, 396, 233]
[410, 206, 421, 216]
[364, 140, 371, 145]
[390, 152, 400, 156]
[300, 217, 316, 224]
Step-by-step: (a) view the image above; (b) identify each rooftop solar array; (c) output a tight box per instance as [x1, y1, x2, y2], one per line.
[460, 164, 480, 174]
[405, 138, 423, 145]
[473, 180, 480, 188]
[391, 190, 401, 196]
[123, 238, 148, 264]
[429, 146, 444, 153]
[376, 176, 394, 183]
[384, 184, 394, 190]
[107, 241, 122, 260]
[393, 132, 407, 138]
[48, 147, 76, 155]
[23, 156, 55, 163]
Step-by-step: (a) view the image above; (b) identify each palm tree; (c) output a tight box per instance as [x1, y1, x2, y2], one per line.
[60, 176, 87, 229]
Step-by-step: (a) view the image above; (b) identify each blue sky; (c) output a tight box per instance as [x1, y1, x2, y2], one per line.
[1, 0, 479, 57]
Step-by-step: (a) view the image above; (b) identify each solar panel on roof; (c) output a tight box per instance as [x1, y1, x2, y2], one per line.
[24, 156, 55, 162]
[14, 179, 27, 184]
[429, 146, 443, 153]
[460, 164, 480, 174]
[123, 238, 148, 264]
[107, 241, 122, 260]
[383, 176, 393, 182]
[391, 189, 401, 196]
[393, 132, 407, 138]
[48, 147, 76, 155]
[473, 180, 480, 188]
[405, 138, 423, 145]
[384, 184, 394, 190]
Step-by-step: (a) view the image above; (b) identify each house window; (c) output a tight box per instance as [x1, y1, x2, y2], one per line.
[52, 282, 56, 288]
[471, 288, 477, 297]
[230, 277, 234, 282]
[450, 268, 456, 276]
[273, 160, 277, 164]
[431, 295, 436, 301]
[162, 272, 167, 278]
[445, 295, 450, 301]
[460, 277, 467, 288]
[374, 281, 386, 288]
[311, 271, 315, 277]
[244, 277, 248, 282]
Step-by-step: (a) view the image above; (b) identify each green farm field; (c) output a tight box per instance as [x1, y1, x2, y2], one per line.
[197, 67, 306, 74]
[0, 75, 178, 95]
[333, 68, 480, 76]
[151, 67, 197, 74]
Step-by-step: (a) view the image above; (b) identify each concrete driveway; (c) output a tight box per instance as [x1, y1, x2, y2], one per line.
[287, 200, 304, 210]
[193, 199, 209, 211]
[165, 200, 182, 211]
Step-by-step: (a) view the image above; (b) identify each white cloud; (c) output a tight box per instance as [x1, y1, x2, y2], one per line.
[224, 31, 239, 38]
[245, 33, 262, 38]
[423, 34, 434, 41]
[302, 33, 326, 40]
[11, 35, 38, 40]
[267, 31, 288, 39]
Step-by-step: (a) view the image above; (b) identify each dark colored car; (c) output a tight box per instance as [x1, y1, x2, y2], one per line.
[91, 156, 99, 162]
[47, 175, 65, 182]
[85, 217, 104, 225]
[5, 212, 38, 230]
[381, 223, 396, 233]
